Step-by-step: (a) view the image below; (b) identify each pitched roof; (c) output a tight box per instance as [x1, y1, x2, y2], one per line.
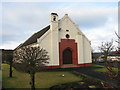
[18, 25, 50, 48]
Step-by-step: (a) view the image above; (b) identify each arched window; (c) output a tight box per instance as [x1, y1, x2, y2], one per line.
[53, 16, 56, 21]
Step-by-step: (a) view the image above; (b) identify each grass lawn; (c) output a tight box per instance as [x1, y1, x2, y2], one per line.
[93, 64, 119, 72]
[2, 64, 82, 88]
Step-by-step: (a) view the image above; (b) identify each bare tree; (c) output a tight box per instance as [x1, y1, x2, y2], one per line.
[98, 40, 115, 88]
[115, 32, 120, 52]
[13, 46, 49, 90]
[115, 32, 120, 43]
[115, 32, 120, 88]
[99, 37, 120, 88]
[7, 54, 13, 77]
[98, 40, 114, 65]
[2, 50, 13, 77]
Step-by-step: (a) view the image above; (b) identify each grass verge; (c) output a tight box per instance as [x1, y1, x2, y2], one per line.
[2, 64, 82, 88]
[93, 64, 119, 72]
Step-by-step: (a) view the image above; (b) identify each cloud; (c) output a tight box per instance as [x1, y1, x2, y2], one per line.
[2, 2, 51, 44]
[1, 0, 119, 2]
[1, 2, 118, 51]
[67, 7, 117, 29]
[0, 41, 21, 49]
[83, 25, 118, 52]
[50, 2, 117, 30]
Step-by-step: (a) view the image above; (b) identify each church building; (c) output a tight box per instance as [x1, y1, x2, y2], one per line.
[18, 13, 92, 68]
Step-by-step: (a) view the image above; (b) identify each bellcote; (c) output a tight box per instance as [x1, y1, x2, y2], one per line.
[50, 13, 59, 31]
[50, 13, 58, 22]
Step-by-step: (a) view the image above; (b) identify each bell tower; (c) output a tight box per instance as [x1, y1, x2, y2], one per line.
[50, 13, 59, 66]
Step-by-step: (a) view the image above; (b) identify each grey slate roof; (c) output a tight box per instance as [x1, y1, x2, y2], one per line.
[18, 25, 50, 48]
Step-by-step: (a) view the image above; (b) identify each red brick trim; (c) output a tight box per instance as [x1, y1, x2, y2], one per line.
[77, 63, 92, 67]
[84, 63, 92, 66]
[77, 63, 85, 67]
[41, 65, 60, 69]
[41, 63, 92, 69]
[59, 39, 78, 68]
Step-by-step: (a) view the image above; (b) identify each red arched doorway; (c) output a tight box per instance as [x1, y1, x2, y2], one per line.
[63, 48, 72, 64]
[59, 39, 78, 68]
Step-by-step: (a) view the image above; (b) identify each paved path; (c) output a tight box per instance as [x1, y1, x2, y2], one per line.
[74, 66, 118, 85]
[74, 66, 107, 80]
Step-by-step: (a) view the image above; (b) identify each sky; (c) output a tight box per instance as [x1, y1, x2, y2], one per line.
[1, 1, 119, 52]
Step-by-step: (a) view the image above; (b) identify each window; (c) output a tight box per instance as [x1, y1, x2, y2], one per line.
[66, 34, 70, 39]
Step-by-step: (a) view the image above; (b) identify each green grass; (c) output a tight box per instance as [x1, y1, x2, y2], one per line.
[2, 64, 82, 88]
[93, 64, 119, 72]
[93, 64, 105, 68]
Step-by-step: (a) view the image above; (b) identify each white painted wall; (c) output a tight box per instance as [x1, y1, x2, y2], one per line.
[59, 14, 79, 40]
[83, 37, 92, 63]
[76, 34, 84, 64]
[37, 30, 52, 66]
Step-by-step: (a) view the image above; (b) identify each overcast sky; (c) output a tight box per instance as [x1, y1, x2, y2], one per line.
[1, 1, 119, 52]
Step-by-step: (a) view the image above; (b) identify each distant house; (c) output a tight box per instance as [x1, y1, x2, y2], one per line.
[17, 13, 92, 68]
[108, 51, 120, 61]
[108, 52, 120, 61]
[93, 52, 120, 63]
[107, 55, 120, 61]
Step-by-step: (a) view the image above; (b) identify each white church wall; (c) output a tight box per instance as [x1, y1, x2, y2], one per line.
[76, 34, 84, 64]
[59, 14, 79, 41]
[83, 37, 92, 63]
[37, 30, 53, 66]
[38, 29, 60, 66]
